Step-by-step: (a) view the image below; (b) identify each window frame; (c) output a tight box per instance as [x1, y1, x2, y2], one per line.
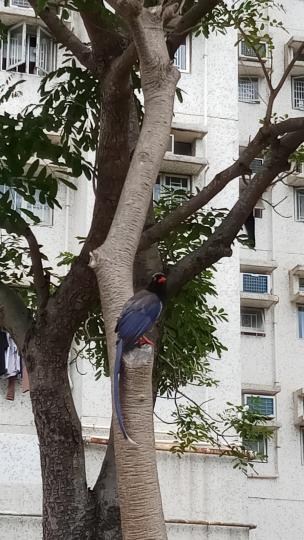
[173, 36, 190, 73]
[154, 173, 192, 202]
[238, 76, 259, 103]
[7, 22, 26, 70]
[3, 23, 56, 75]
[244, 434, 268, 462]
[298, 305, 304, 339]
[239, 39, 267, 60]
[240, 306, 265, 336]
[10, 0, 31, 7]
[0, 185, 53, 227]
[295, 188, 304, 222]
[292, 76, 304, 110]
[243, 394, 275, 418]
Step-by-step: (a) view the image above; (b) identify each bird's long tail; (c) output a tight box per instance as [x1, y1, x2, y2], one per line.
[114, 338, 137, 445]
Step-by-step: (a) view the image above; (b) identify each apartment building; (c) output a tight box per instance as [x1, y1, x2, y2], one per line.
[0, 1, 304, 539]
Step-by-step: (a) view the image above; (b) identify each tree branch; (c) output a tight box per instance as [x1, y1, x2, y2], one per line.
[28, 1, 96, 72]
[0, 282, 32, 350]
[23, 227, 49, 309]
[139, 125, 273, 250]
[166, 130, 304, 297]
[167, 0, 221, 56]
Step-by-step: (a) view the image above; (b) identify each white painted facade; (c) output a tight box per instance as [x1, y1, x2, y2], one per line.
[0, 1, 304, 539]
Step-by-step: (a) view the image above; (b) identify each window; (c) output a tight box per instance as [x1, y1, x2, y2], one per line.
[299, 278, 304, 292]
[0, 185, 53, 226]
[244, 395, 275, 417]
[10, 0, 31, 7]
[242, 273, 268, 294]
[167, 135, 193, 156]
[1, 24, 56, 75]
[298, 306, 304, 338]
[241, 307, 265, 334]
[292, 77, 304, 110]
[240, 40, 266, 59]
[244, 434, 268, 462]
[173, 38, 189, 72]
[154, 174, 191, 202]
[238, 77, 259, 103]
[250, 158, 263, 174]
[295, 189, 304, 221]
[254, 208, 263, 219]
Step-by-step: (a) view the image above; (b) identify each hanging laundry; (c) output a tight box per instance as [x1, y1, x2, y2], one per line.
[5, 333, 21, 378]
[0, 331, 8, 376]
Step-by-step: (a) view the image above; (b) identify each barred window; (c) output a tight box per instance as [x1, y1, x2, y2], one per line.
[11, 0, 31, 7]
[173, 38, 189, 72]
[244, 395, 275, 416]
[241, 307, 265, 334]
[240, 40, 266, 58]
[292, 77, 304, 110]
[296, 189, 304, 221]
[238, 77, 259, 103]
[243, 273, 268, 294]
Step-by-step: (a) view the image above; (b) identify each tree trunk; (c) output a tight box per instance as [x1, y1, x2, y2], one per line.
[93, 427, 122, 540]
[25, 331, 95, 540]
[90, 7, 179, 538]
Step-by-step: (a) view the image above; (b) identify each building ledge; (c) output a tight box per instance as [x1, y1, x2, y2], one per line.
[240, 292, 279, 308]
[238, 58, 271, 77]
[284, 36, 304, 75]
[286, 173, 304, 187]
[290, 292, 304, 304]
[240, 260, 277, 275]
[290, 265, 304, 277]
[161, 153, 207, 175]
[171, 122, 207, 141]
[0, 5, 37, 26]
[242, 384, 281, 396]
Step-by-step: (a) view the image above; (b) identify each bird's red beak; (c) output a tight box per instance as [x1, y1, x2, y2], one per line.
[158, 276, 166, 284]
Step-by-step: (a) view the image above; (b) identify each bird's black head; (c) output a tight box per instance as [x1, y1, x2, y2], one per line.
[147, 272, 167, 301]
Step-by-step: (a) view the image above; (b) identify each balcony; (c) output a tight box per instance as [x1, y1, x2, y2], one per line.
[161, 125, 207, 176]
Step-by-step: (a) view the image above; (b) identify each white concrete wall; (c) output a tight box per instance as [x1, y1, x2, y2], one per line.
[2, 1, 304, 539]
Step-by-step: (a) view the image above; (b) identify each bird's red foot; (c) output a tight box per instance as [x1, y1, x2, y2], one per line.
[136, 336, 155, 347]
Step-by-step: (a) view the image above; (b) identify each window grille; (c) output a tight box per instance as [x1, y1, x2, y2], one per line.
[245, 395, 274, 416]
[243, 273, 268, 293]
[244, 435, 268, 461]
[296, 189, 304, 221]
[241, 307, 264, 333]
[11, 0, 30, 7]
[292, 78, 304, 110]
[298, 306, 304, 338]
[238, 77, 259, 103]
[240, 40, 266, 58]
[174, 38, 187, 71]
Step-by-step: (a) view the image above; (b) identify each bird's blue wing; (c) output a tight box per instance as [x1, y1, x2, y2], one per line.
[116, 290, 162, 345]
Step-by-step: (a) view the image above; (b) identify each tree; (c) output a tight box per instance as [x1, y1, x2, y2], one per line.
[0, 0, 304, 538]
